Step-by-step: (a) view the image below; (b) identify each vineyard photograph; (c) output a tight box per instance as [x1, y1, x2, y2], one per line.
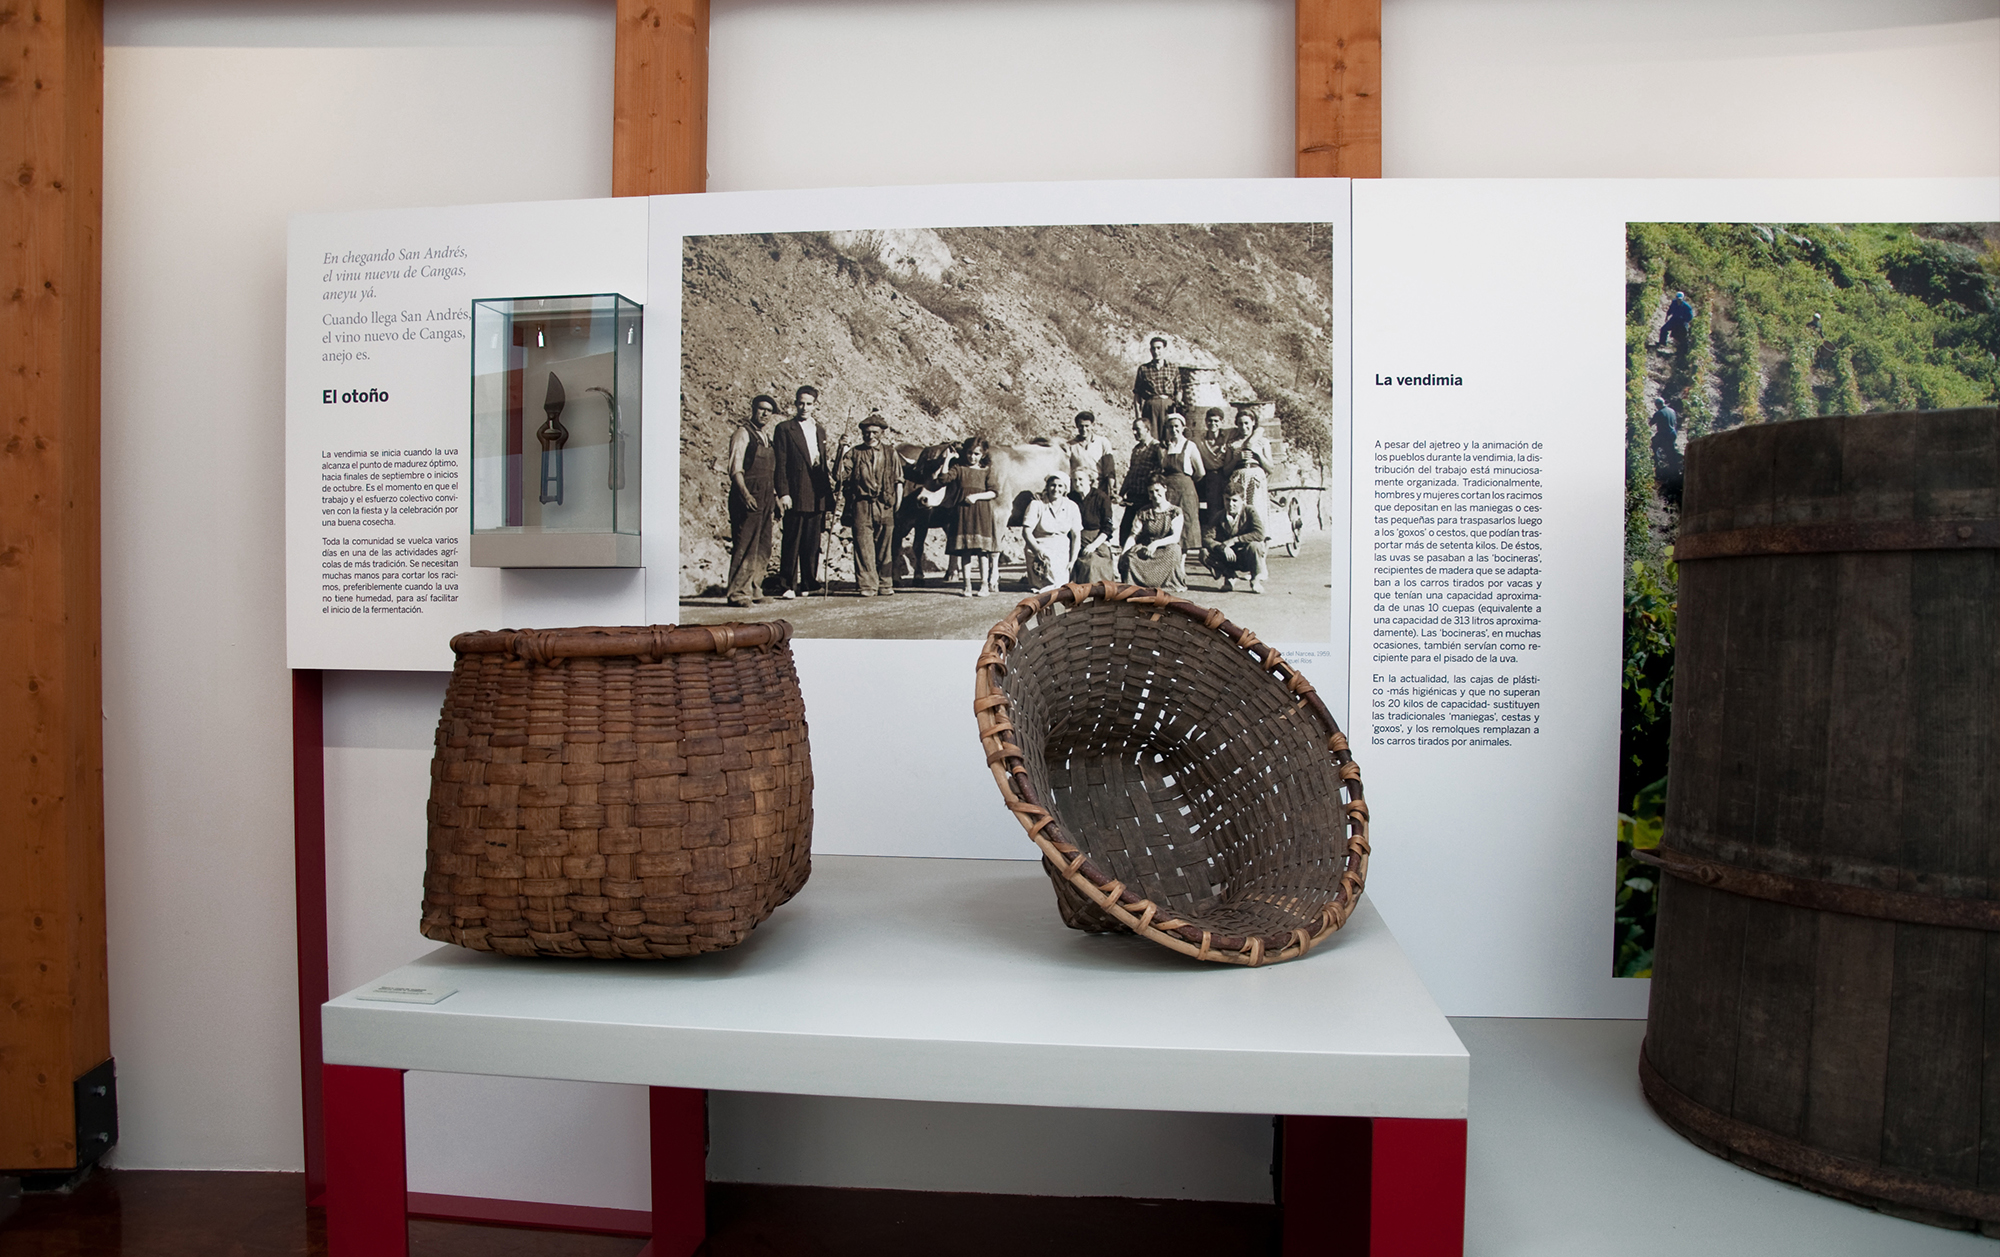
[1616, 220, 2000, 977]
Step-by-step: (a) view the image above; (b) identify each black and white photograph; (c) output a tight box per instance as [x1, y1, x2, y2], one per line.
[676, 221, 1341, 640]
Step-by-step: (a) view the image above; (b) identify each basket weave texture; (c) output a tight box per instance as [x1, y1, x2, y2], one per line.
[975, 583, 1368, 966]
[422, 622, 812, 959]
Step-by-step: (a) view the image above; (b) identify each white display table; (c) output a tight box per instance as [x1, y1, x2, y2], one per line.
[322, 855, 1469, 1256]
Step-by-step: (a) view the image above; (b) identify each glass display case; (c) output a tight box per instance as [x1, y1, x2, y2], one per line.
[470, 293, 642, 567]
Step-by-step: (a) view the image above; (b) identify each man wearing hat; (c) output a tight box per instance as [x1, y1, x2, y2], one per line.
[841, 411, 904, 597]
[1132, 336, 1182, 441]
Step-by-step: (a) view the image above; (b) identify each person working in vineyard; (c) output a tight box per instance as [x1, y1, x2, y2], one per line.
[1651, 396, 1684, 506]
[1659, 291, 1694, 349]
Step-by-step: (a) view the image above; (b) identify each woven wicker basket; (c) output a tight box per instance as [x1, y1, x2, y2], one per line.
[975, 583, 1367, 966]
[422, 622, 812, 959]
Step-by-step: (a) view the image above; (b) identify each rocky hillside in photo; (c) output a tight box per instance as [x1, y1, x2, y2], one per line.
[678, 223, 1335, 593]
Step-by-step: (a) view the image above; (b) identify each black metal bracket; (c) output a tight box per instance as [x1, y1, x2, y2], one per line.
[16, 1058, 117, 1193]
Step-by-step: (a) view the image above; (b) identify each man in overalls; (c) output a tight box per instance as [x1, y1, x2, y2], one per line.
[724, 394, 780, 606]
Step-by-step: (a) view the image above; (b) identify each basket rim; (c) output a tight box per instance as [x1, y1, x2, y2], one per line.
[973, 580, 1370, 967]
[450, 621, 793, 662]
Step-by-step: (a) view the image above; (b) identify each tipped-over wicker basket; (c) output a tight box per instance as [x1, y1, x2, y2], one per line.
[975, 582, 1368, 966]
[422, 622, 813, 959]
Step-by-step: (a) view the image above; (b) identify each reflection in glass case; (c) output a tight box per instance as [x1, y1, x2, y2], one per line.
[470, 293, 642, 567]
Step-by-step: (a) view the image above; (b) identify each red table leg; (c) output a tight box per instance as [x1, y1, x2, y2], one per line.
[643, 1086, 708, 1257]
[323, 1064, 408, 1257]
[1369, 1118, 1467, 1256]
[1281, 1115, 1466, 1256]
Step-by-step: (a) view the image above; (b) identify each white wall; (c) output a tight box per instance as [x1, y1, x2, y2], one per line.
[101, 0, 1999, 1200]
[102, 3, 614, 1172]
[1380, 0, 2000, 178]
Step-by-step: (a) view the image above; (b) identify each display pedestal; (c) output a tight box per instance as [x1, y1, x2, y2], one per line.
[323, 855, 1469, 1255]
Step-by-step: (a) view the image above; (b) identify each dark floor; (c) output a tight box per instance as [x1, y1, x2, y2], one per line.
[0, 1171, 1279, 1257]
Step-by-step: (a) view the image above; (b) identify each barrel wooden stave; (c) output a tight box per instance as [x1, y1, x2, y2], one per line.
[1881, 926, 1983, 1182]
[1802, 910, 1896, 1160]
[1647, 407, 2000, 1230]
[1908, 549, 1998, 892]
[1822, 550, 1914, 881]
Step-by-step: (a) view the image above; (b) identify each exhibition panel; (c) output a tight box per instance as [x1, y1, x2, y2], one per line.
[279, 174, 1996, 1243]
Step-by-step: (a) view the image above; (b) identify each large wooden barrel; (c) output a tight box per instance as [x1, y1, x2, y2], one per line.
[1641, 406, 1999, 1232]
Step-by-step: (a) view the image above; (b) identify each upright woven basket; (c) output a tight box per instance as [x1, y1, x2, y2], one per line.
[423, 622, 812, 959]
[975, 583, 1368, 966]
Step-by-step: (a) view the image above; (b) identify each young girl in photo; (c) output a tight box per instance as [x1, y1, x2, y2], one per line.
[941, 436, 1000, 597]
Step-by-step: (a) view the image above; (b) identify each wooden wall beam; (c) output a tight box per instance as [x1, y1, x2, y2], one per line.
[1297, 0, 1382, 177]
[613, 0, 710, 196]
[0, 0, 109, 1173]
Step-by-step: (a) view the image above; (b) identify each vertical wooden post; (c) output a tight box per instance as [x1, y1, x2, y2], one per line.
[0, 0, 109, 1176]
[1296, 0, 1382, 178]
[614, 0, 710, 196]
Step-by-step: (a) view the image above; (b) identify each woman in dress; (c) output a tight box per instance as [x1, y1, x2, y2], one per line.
[1222, 410, 1277, 524]
[941, 435, 999, 597]
[1156, 410, 1206, 577]
[1118, 417, 1161, 546]
[1119, 476, 1185, 592]
[1021, 474, 1081, 593]
[1071, 470, 1121, 584]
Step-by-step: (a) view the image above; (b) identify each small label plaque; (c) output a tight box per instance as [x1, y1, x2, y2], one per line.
[357, 982, 457, 1005]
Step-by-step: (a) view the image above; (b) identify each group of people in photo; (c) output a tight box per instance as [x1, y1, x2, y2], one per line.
[1028, 402, 1281, 598]
[718, 337, 1288, 607]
